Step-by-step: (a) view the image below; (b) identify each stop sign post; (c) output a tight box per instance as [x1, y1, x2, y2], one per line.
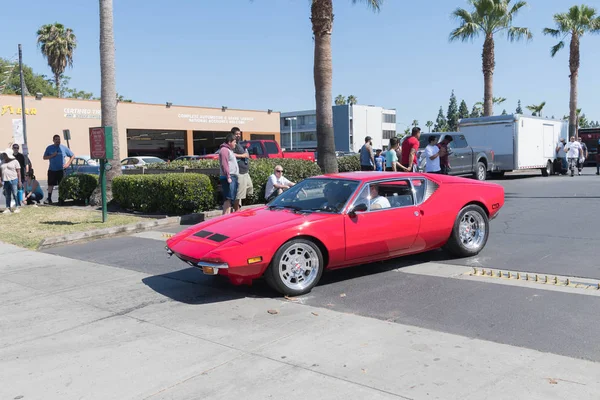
[89, 127, 114, 222]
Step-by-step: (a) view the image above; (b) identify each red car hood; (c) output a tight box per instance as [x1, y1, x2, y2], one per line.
[167, 207, 331, 257]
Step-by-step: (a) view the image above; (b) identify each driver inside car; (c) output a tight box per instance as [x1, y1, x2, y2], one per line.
[369, 184, 391, 210]
[320, 182, 345, 211]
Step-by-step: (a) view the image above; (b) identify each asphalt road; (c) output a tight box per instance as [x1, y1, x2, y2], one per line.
[43, 170, 600, 362]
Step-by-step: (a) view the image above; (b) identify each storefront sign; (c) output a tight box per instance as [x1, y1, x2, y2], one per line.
[12, 119, 24, 144]
[65, 108, 101, 119]
[1, 105, 37, 116]
[177, 113, 255, 125]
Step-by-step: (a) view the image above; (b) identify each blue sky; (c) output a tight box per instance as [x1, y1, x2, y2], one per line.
[1, 0, 599, 130]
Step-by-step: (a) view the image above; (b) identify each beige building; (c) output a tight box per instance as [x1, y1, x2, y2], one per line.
[0, 94, 280, 169]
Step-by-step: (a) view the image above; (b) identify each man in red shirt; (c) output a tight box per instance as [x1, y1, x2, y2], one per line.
[437, 135, 453, 175]
[401, 127, 421, 171]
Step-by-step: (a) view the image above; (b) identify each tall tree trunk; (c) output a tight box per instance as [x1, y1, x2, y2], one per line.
[568, 32, 580, 138]
[482, 34, 495, 117]
[91, 0, 121, 206]
[55, 73, 61, 98]
[311, 0, 338, 174]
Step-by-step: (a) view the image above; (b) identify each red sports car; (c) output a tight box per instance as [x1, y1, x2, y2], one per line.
[166, 172, 504, 296]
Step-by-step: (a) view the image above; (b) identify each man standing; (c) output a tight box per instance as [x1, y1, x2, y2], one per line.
[556, 138, 567, 173]
[564, 136, 582, 177]
[231, 127, 253, 212]
[12, 144, 30, 185]
[424, 135, 444, 173]
[577, 137, 588, 175]
[218, 133, 239, 215]
[438, 135, 454, 175]
[43, 134, 75, 204]
[359, 136, 375, 171]
[401, 127, 421, 172]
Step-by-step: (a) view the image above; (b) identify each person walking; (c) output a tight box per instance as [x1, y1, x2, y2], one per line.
[218, 133, 239, 215]
[359, 136, 375, 171]
[577, 137, 588, 175]
[1, 149, 22, 214]
[231, 127, 253, 212]
[564, 136, 582, 177]
[43, 134, 75, 204]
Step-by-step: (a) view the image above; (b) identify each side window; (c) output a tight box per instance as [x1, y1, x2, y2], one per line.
[249, 142, 264, 155]
[453, 135, 468, 148]
[351, 180, 414, 212]
[411, 179, 426, 204]
[265, 141, 279, 154]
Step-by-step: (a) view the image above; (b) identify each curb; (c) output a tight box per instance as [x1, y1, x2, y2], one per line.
[37, 216, 182, 250]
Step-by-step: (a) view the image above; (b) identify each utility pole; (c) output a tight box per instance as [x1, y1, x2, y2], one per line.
[18, 44, 30, 173]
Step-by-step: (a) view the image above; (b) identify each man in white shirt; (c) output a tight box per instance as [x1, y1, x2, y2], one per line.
[369, 184, 390, 210]
[265, 165, 295, 201]
[424, 135, 444, 173]
[564, 136, 582, 177]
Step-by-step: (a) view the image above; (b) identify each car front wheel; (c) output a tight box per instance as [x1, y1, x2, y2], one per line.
[443, 205, 489, 257]
[265, 239, 324, 296]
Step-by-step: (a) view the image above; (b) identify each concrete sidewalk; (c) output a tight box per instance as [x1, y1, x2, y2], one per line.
[1, 242, 598, 400]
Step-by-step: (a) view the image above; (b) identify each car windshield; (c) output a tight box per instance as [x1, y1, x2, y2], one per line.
[269, 178, 360, 213]
[142, 157, 165, 164]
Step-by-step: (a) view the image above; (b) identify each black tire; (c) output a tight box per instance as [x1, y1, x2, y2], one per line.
[443, 205, 489, 258]
[474, 162, 487, 181]
[265, 239, 324, 296]
[542, 161, 552, 177]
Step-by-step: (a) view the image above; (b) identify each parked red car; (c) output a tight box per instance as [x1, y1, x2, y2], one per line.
[197, 140, 316, 162]
[166, 172, 504, 296]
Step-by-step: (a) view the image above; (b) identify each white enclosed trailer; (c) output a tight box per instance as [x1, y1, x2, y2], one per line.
[458, 115, 568, 176]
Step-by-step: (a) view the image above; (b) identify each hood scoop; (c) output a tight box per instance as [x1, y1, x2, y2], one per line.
[194, 230, 230, 243]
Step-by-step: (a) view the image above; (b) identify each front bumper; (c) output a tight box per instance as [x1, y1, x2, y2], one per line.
[165, 246, 229, 275]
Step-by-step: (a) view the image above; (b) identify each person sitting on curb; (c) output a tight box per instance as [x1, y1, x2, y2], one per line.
[23, 171, 44, 206]
[264, 165, 295, 201]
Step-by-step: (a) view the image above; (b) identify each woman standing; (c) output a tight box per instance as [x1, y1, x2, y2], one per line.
[1, 148, 22, 214]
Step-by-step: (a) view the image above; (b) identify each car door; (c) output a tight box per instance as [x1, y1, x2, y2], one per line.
[449, 134, 470, 174]
[344, 179, 421, 262]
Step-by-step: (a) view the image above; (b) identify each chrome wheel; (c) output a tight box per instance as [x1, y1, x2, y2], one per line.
[278, 243, 320, 291]
[477, 163, 486, 181]
[459, 211, 486, 250]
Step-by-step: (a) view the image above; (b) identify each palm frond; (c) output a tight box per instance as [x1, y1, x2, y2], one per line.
[543, 27, 561, 37]
[550, 40, 564, 57]
[352, 0, 382, 12]
[449, 23, 480, 42]
[507, 26, 532, 42]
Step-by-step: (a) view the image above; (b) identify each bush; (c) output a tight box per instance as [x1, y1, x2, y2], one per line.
[112, 173, 215, 214]
[59, 174, 99, 203]
[337, 155, 360, 172]
[144, 158, 322, 205]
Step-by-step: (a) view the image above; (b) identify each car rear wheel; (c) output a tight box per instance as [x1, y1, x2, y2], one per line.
[265, 239, 324, 296]
[443, 205, 489, 257]
[474, 162, 487, 181]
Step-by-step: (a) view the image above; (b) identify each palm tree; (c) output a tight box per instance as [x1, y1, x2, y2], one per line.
[335, 94, 346, 105]
[36, 23, 77, 98]
[526, 101, 546, 117]
[311, 0, 382, 173]
[426, 120, 433, 132]
[543, 5, 600, 137]
[450, 0, 532, 117]
[347, 94, 358, 105]
[98, 0, 121, 203]
[412, 119, 419, 127]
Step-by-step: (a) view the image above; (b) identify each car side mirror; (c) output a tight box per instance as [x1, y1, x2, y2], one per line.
[348, 203, 368, 218]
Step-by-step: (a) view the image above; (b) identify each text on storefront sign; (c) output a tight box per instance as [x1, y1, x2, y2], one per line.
[1, 105, 37, 116]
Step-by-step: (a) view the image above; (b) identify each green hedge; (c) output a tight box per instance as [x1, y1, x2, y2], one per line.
[59, 174, 99, 203]
[337, 155, 360, 172]
[112, 173, 215, 214]
[145, 158, 322, 204]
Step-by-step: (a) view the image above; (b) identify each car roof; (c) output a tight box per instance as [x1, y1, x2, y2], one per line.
[313, 171, 428, 181]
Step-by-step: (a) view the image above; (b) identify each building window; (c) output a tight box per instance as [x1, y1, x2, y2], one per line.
[283, 119, 290, 127]
[300, 132, 316, 141]
[383, 130, 396, 139]
[383, 114, 396, 124]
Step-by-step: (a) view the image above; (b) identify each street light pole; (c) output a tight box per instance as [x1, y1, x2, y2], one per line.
[285, 117, 297, 150]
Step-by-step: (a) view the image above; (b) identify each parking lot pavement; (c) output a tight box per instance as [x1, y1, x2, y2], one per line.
[3, 242, 600, 400]
[41, 170, 600, 363]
